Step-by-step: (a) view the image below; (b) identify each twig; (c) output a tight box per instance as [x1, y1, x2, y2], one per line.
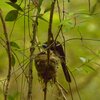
[0, 9, 12, 100]
[68, 83, 73, 100]
[27, 6, 38, 100]
[65, 37, 100, 43]
[43, 1, 57, 100]
[69, 70, 82, 100]
[43, 82, 47, 100]
[47, 0, 56, 69]
[56, 82, 68, 100]
[56, 81, 68, 94]
[48, 0, 56, 40]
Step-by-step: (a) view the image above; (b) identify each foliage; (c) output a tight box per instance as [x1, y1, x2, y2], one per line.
[0, 0, 100, 100]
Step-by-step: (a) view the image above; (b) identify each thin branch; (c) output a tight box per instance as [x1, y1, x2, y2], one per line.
[68, 69, 82, 100]
[27, 6, 38, 100]
[0, 9, 12, 100]
[48, 0, 56, 40]
[56, 81, 68, 94]
[55, 0, 62, 41]
[43, 82, 47, 100]
[43, 1, 57, 100]
[55, 82, 68, 100]
[47, 0, 56, 67]
[65, 37, 100, 43]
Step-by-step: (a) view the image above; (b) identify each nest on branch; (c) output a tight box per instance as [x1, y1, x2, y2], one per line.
[34, 51, 58, 83]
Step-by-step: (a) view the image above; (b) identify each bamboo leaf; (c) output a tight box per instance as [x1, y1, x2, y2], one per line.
[5, 10, 18, 21]
[6, 2, 23, 11]
[84, 65, 96, 72]
[38, 16, 48, 22]
[10, 41, 20, 49]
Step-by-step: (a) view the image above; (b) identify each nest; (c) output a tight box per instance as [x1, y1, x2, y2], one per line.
[34, 51, 58, 83]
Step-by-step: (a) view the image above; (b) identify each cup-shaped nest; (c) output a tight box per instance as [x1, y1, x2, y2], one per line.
[34, 52, 58, 83]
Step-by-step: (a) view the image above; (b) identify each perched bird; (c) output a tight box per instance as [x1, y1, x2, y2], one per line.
[42, 40, 71, 83]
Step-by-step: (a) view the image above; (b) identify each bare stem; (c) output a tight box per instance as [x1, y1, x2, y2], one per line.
[0, 9, 12, 100]
[47, 0, 56, 66]
[43, 82, 47, 100]
[27, 9, 38, 100]
[48, 0, 56, 40]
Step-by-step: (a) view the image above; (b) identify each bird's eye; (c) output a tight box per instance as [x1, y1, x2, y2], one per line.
[42, 43, 47, 48]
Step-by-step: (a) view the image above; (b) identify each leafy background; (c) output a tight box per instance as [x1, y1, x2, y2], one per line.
[0, 0, 100, 100]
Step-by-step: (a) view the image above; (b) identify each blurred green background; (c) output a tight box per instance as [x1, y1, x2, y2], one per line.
[0, 0, 100, 100]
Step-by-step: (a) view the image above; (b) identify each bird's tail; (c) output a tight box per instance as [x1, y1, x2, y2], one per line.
[61, 62, 71, 83]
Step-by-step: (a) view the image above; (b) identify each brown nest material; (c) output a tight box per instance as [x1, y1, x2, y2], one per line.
[34, 51, 58, 83]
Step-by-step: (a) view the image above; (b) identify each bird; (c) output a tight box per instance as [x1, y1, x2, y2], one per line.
[42, 40, 71, 83]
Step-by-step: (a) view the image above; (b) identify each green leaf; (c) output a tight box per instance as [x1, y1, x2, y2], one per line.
[6, 2, 23, 12]
[10, 41, 20, 49]
[11, 54, 16, 67]
[59, 19, 73, 27]
[5, 10, 18, 21]
[75, 67, 83, 72]
[38, 16, 48, 22]
[83, 65, 96, 72]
